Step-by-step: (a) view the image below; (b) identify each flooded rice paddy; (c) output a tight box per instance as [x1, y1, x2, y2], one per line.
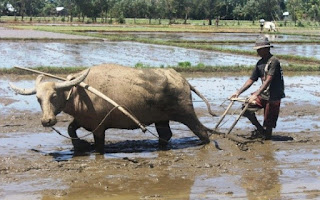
[0, 41, 259, 68]
[0, 32, 319, 68]
[0, 30, 319, 199]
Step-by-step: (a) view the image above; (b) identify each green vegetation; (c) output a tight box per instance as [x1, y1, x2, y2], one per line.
[0, 66, 88, 75]
[1, 0, 320, 27]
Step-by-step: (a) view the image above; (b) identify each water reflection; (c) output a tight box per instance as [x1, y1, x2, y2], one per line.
[241, 144, 281, 199]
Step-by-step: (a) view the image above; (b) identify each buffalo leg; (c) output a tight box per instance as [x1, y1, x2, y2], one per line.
[93, 130, 105, 155]
[155, 121, 172, 146]
[68, 120, 91, 152]
[178, 114, 210, 144]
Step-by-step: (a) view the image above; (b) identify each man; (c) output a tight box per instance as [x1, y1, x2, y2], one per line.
[259, 19, 265, 32]
[230, 36, 285, 140]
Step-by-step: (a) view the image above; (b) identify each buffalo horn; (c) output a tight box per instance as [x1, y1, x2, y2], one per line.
[9, 82, 36, 95]
[9, 75, 45, 95]
[55, 69, 90, 90]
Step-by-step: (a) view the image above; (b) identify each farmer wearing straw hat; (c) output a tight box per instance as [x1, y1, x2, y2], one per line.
[230, 36, 285, 140]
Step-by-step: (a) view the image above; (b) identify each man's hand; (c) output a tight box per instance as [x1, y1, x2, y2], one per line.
[248, 93, 258, 104]
[229, 92, 240, 100]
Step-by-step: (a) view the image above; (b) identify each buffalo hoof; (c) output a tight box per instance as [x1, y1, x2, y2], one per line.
[158, 140, 171, 150]
[94, 148, 105, 155]
[201, 137, 210, 145]
[72, 139, 92, 152]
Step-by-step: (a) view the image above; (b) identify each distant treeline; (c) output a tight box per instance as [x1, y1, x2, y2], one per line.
[0, 0, 320, 25]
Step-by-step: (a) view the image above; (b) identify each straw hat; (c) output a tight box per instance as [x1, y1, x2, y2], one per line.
[253, 36, 274, 50]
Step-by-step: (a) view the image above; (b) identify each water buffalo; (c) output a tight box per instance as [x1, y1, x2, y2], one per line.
[10, 64, 215, 154]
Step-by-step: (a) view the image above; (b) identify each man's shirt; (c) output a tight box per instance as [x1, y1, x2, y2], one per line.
[250, 54, 285, 101]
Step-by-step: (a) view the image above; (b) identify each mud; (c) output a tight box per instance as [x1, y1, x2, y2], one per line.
[0, 73, 319, 200]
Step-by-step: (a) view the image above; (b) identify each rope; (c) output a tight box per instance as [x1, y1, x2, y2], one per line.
[51, 105, 168, 142]
[146, 124, 191, 132]
[51, 105, 121, 140]
[91, 106, 120, 134]
[51, 126, 92, 140]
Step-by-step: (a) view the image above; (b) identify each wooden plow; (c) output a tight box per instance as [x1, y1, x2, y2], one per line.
[213, 98, 263, 150]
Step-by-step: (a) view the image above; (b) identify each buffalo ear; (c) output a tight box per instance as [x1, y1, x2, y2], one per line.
[35, 75, 45, 87]
[55, 69, 90, 90]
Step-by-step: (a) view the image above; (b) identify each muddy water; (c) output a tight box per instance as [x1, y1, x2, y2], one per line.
[0, 41, 258, 68]
[0, 73, 320, 199]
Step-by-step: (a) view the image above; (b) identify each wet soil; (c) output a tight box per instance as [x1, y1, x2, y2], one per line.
[0, 74, 319, 200]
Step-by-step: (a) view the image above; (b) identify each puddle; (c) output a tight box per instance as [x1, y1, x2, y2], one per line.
[0, 41, 258, 68]
[276, 149, 320, 166]
[276, 150, 320, 199]
[1, 179, 66, 199]
[190, 175, 246, 199]
[0, 131, 71, 156]
[0, 79, 40, 112]
[1, 194, 41, 200]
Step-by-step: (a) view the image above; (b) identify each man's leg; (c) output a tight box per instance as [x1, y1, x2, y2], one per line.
[243, 110, 265, 134]
[264, 127, 273, 140]
[243, 96, 265, 134]
[263, 100, 281, 140]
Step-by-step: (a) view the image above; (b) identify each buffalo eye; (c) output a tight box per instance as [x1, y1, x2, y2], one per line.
[50, 93, 57, 102]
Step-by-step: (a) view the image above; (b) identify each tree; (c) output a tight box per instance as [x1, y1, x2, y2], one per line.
[258, 0, 282, 21]
[164, 0, 178, 23]
[197, 0, 216, 25]
[308, 1, 320, 21]
[243, 0, 259, 23]
[286, 0, 304, 25]
[233, 4, 244, 21]
[0, 0, 5, 18]
[151, 0, 166, 24]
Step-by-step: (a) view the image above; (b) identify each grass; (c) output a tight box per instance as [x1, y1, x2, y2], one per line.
[0, 66, 88, 75]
